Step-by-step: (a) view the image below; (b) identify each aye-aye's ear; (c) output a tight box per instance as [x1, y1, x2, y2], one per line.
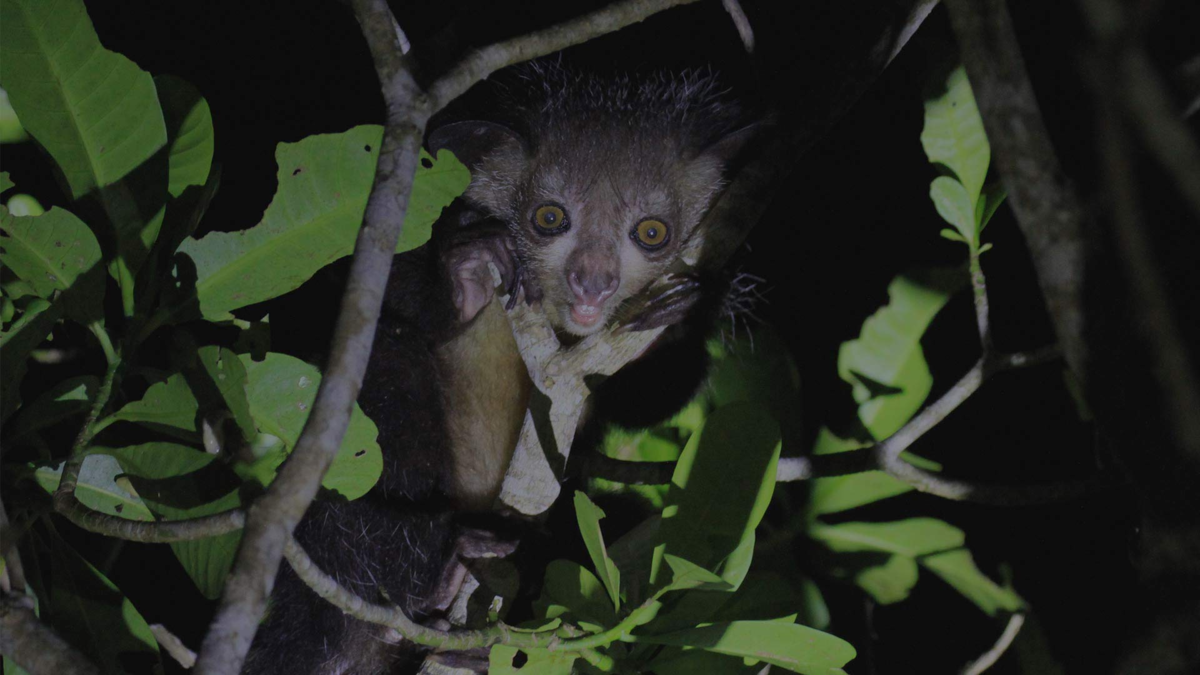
[426, 121, 527, 170]
[702, 122, 766, 165]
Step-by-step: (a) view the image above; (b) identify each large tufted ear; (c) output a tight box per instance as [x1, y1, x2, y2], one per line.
[701, 122, 766, 165]
[426, 120, 527, 171]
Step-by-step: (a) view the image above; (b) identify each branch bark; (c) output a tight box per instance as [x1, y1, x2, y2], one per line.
[0, 597, 100, 675]
[943, 0, 1088, 384]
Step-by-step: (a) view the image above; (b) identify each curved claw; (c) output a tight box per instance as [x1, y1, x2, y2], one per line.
[626, 276, 703, 331]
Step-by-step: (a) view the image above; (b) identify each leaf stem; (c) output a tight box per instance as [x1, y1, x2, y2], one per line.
[55, 356, 120, 503]
[968, 246, 993, 354]
[87, 321, 117, 366]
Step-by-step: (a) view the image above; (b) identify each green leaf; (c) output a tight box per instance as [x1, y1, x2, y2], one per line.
[197, 345, 257, 442]
[0, 206, 104, 324]
[173, 128, 465, 321]
[103, 442, 243, 599]
[403, 148, 470, 252]
[662, 554, 734, 592]
[837, 273, 953, 440]
[930, 176, 977, 245]
[534, 559, 618, 629]
[0, 0, 167, 199]
[6, 374, 98, 441]
[488, 645, 577, 675]
[639, 621, 855, 675]
[43, 526, 161, 672]
[0, 87, 30, 143]
[939, 228, 967, 243]
[654, 403, 780, 585]
[107, 372, 200, 437]
[810, 470, 911, 516]
[854, 554, 919, 605]
[921, 66, 989, 208]
[922, 549, 1024, 616]
[0, 171, 13, 194]
[158, 489, 243, 599]
[574, 491, 621, 611]
[810, 519, 965, 557]
[155, 75, 214, 198]
[0, 299, 61, 423]
[5, 194, 44, 216]
[34, 455, 156, 522]
[976, 182, 1007, 232]
[242, 353, 382, 500]
[648, 648, 764, 675]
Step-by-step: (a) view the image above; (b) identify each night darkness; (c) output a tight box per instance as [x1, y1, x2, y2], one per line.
[5, 1, 1200, 673]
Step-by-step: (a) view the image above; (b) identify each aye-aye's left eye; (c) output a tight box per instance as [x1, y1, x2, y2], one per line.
[631, 219, 670, 250]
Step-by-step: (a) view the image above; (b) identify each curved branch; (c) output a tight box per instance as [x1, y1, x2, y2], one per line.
[961, 613, 1025, 675]
[427, 0, 701, 111]
[54, 497, 245, 543]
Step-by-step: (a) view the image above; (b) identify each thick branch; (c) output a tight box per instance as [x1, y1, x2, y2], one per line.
[0, 597, 99, 675]
[192, 1, 426, 672]
[943, 0, 1088, 383]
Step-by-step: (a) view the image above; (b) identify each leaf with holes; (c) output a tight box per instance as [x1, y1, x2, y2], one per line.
[34, 455, 156, 522]
[0, 206, 104, 324]
[172, 127, 466, 321]
[241, 352, 381, 500]
[921, 66, 989, 208]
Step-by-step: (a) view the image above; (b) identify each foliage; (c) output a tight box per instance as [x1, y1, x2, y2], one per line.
[0, 2, 1029, 673]
[0, 1, 467, 671]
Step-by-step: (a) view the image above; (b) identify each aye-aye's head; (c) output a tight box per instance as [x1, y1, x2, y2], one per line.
[430, 65, 755, 336]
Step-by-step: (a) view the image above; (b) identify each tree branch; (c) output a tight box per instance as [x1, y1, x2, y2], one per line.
[961, 613, 1025, 675]
[943, 0, 1089, 384]
[426, 0, 701, 111]
[585, 347, 1096, 505]
[0, 596, 100, 675]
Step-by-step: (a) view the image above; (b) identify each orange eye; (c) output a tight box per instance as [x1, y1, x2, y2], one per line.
[533, 204, 568, 233]
[633, 219, 669, 249]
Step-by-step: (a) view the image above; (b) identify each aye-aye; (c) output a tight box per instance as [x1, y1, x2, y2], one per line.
[245, 63, 757, 675]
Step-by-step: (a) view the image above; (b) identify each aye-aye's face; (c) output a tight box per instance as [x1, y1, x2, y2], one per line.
[471, 129, 726, 336]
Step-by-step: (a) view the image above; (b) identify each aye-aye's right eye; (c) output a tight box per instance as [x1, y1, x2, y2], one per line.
[532, 203, 570, 235]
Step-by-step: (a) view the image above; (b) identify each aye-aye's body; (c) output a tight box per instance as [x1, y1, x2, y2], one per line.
[245, 64, 754, 675]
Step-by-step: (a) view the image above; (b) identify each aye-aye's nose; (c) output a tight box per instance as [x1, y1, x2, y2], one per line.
[568, 270, 619, 305]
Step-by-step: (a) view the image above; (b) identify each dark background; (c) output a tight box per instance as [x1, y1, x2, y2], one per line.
[7, 0, 1199, 672]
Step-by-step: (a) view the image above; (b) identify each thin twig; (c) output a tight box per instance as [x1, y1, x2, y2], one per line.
[961, 613, 1025, 675]
[586, 348, 1089, 506]
[0, 596, 100, 675]
[968, 247, 993, 353]
[426, 0, 701, 111]
[721, 0, 754, 54]
[150, 624, 198, 669]
[53, 359, 119, 509]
